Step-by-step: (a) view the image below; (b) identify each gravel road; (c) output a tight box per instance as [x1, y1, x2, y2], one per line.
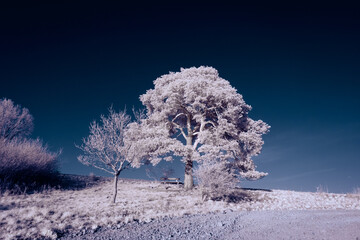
[61, 210, 360, 240]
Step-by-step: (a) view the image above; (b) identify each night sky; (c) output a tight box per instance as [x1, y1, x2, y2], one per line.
[1, 2, 359, 193]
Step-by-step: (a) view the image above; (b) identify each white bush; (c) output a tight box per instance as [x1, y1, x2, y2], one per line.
[0, 98, 59, 192]
[194, 161, 239, 201]
[0, 138, 59, 191]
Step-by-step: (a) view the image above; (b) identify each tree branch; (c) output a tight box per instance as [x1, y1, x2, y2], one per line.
[172, 112, 186, 122]
[171, 122, 187, 139]
[193, 138, 200, 151]
[89, 163, 115, 175]
[117, 161, 125, 173]
[204, 120, 216, 128]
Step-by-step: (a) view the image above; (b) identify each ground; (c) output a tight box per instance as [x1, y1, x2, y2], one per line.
[0, 175, 359, 239]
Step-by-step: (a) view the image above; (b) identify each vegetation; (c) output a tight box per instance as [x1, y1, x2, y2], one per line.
[127, 66, 270, 190]
[76, 107, 144, 203]
[194, 161, 239, 201]
[1, 177, 359, 240]
[0, 98, 60, 193]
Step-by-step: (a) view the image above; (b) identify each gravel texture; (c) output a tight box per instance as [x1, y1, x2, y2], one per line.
[61, 210, 360, 240]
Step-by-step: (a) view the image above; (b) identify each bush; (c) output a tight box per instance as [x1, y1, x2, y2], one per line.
[194, 161, 239, 201]
[0, 138, 59, 193]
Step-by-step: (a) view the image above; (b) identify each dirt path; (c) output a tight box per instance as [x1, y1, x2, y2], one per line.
[61, 210, 360, 240]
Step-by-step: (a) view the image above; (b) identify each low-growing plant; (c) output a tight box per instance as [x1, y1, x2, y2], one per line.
[194, 161, 239, 201]
[0, 137, 60, 193]
[0, 98, 61, 193]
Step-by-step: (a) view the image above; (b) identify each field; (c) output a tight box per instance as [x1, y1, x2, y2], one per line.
[0, 175, 359, 239]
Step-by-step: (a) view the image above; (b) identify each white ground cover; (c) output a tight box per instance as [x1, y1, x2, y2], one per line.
[0, 177, 359, 240]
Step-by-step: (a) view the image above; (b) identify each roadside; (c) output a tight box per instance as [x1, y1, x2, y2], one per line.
[61, 210, 360, 240]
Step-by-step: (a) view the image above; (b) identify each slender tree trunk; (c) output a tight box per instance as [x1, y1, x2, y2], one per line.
[112, 173, 119, 203]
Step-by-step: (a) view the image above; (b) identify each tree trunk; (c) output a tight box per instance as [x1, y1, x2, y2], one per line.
[184, 159, 193, 190]
[184, 114, 194, 190]
[112, 173, 119, 203]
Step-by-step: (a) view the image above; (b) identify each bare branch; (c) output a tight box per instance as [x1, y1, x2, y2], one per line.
[76, 108, 143, 180]
[88, 162, 115, 175]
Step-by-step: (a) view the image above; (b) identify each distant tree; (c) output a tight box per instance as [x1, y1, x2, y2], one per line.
[127, 66, 270, 190]
[77, 107, 143, 203]
[0, 98, 33, 141]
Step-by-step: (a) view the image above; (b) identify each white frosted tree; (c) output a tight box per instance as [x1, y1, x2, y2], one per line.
[77, 107, 143, 203]
[127, 66, 270, 190]
[0, 98, 34, 141]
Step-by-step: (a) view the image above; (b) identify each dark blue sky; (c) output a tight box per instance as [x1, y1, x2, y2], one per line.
[1, 2, 359, 193]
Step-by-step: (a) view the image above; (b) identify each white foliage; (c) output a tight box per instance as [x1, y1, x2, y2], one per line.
[127, 66, 270, 187]
[0, 98, 33, 140]
[77, 107, 144, 202]
[77, 107, 142, 175]
[0, 99, 58, 191]
[0, 138, 58, 184]
[194, 161, 238, 201]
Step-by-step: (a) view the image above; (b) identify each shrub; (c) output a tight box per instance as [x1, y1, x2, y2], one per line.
[194, 161, 239, 201]
[0, 138, 59, 193]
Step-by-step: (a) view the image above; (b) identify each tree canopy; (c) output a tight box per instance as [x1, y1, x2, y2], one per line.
[77, 107, 143, 202]
[0, 98, 33, 140]
[127, 66, 270, 189]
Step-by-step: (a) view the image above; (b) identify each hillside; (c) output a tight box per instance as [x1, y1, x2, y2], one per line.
[0, 175, 359, 239]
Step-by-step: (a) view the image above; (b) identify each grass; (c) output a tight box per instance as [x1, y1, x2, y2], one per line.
[316, 184, 329, 194]
[0, 175, 359, 239]
[352, 187, 360, 195]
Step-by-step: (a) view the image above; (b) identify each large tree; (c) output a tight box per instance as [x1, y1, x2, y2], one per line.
[127, 66, 270, 189]
[77, 107, 143, 203]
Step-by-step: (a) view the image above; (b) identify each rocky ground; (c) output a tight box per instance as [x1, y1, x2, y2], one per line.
[61, 210, 360, 240]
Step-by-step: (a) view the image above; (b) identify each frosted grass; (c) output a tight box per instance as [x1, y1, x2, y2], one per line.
[1, 178, 359, 239]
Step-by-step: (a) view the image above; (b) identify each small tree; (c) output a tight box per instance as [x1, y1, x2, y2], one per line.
[77, 107, 142, 203]
[0, 98, 33, 141]
[127, 66, 270, 190]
